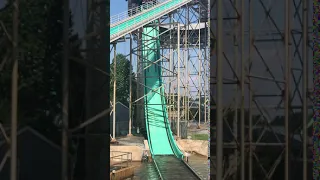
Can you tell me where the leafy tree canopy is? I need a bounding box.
[0,0,83,138]
[110,54,136,106]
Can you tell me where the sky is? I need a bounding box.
[110,0,131,61]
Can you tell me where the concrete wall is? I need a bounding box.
[110,139,208,163]
[177,139,208,157]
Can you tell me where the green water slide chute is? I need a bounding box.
[142,22,183,159]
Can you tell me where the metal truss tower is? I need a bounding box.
[0,0,110,179]
[110,0,209,139]
[210,0,312,179]
[81,0,110,179]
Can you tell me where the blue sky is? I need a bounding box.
[110,0,127,15]
[110,0,131,62]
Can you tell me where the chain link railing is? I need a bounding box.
[110,0,192,42]
[110,0,167,26]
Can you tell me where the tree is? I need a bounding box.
[110,54,136,106]
[0,0,84,143]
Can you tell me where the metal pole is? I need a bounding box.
[181,21,185,127]
[172,28,175,125]
[233,0,239,178]
[62,0,69,179]
[203,4,209,124]
[240,0,245,179]
[136,28,142,129]
[302,0,308,179]
[248,0,253,179]
[198,4,201,128]
[204,36,207,124]
[187,9,190,126]
[177,23,181,137]
[207,0,210,124]
[10,0,19,179]
[169,14,173,122]
[216,0,223,178]
[284,0,291,179]
[112,43,117,141]
[184,6,188,125]
[128,34,133,136]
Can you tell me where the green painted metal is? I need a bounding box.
[110,0,187,37]
[142,23,183,159]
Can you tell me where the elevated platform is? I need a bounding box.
[130,22,208,47]
[110,0,193,42]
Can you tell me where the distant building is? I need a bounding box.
[0,127,70,180]
[110,102,130,137]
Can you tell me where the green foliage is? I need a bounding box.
[110,54,136,106]
[0,0,52,125]
[0,0,83,139]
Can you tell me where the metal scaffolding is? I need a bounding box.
[111,0,209,139]
[0,0,313,179]
[0,0,110,179]
[0,0,19,179]
[210,0,312,179]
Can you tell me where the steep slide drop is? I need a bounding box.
[110,0,202,178]
[142,24,183,158]
[142,24,201,180]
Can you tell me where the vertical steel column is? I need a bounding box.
[233,0,239,178]
[184,6,188,125]
[248,0,253,179]
[169,14,173,121]
[207,29,210,126]
[198,4,201,128]
[284,0,291,179]
[216,0,223,179]
[11,0,19,179]
[204,34,207,124]
[302,0,308,179]
[172,26,176,125]
[182,35,186,127]
[186,9,190,126]
[240,0,245,179]
[62,0,69,179]
[136,28,143,129]
[204,3,209,124]
[177,23,181,137]
[112,43,117,140]
[128,34,133,136]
